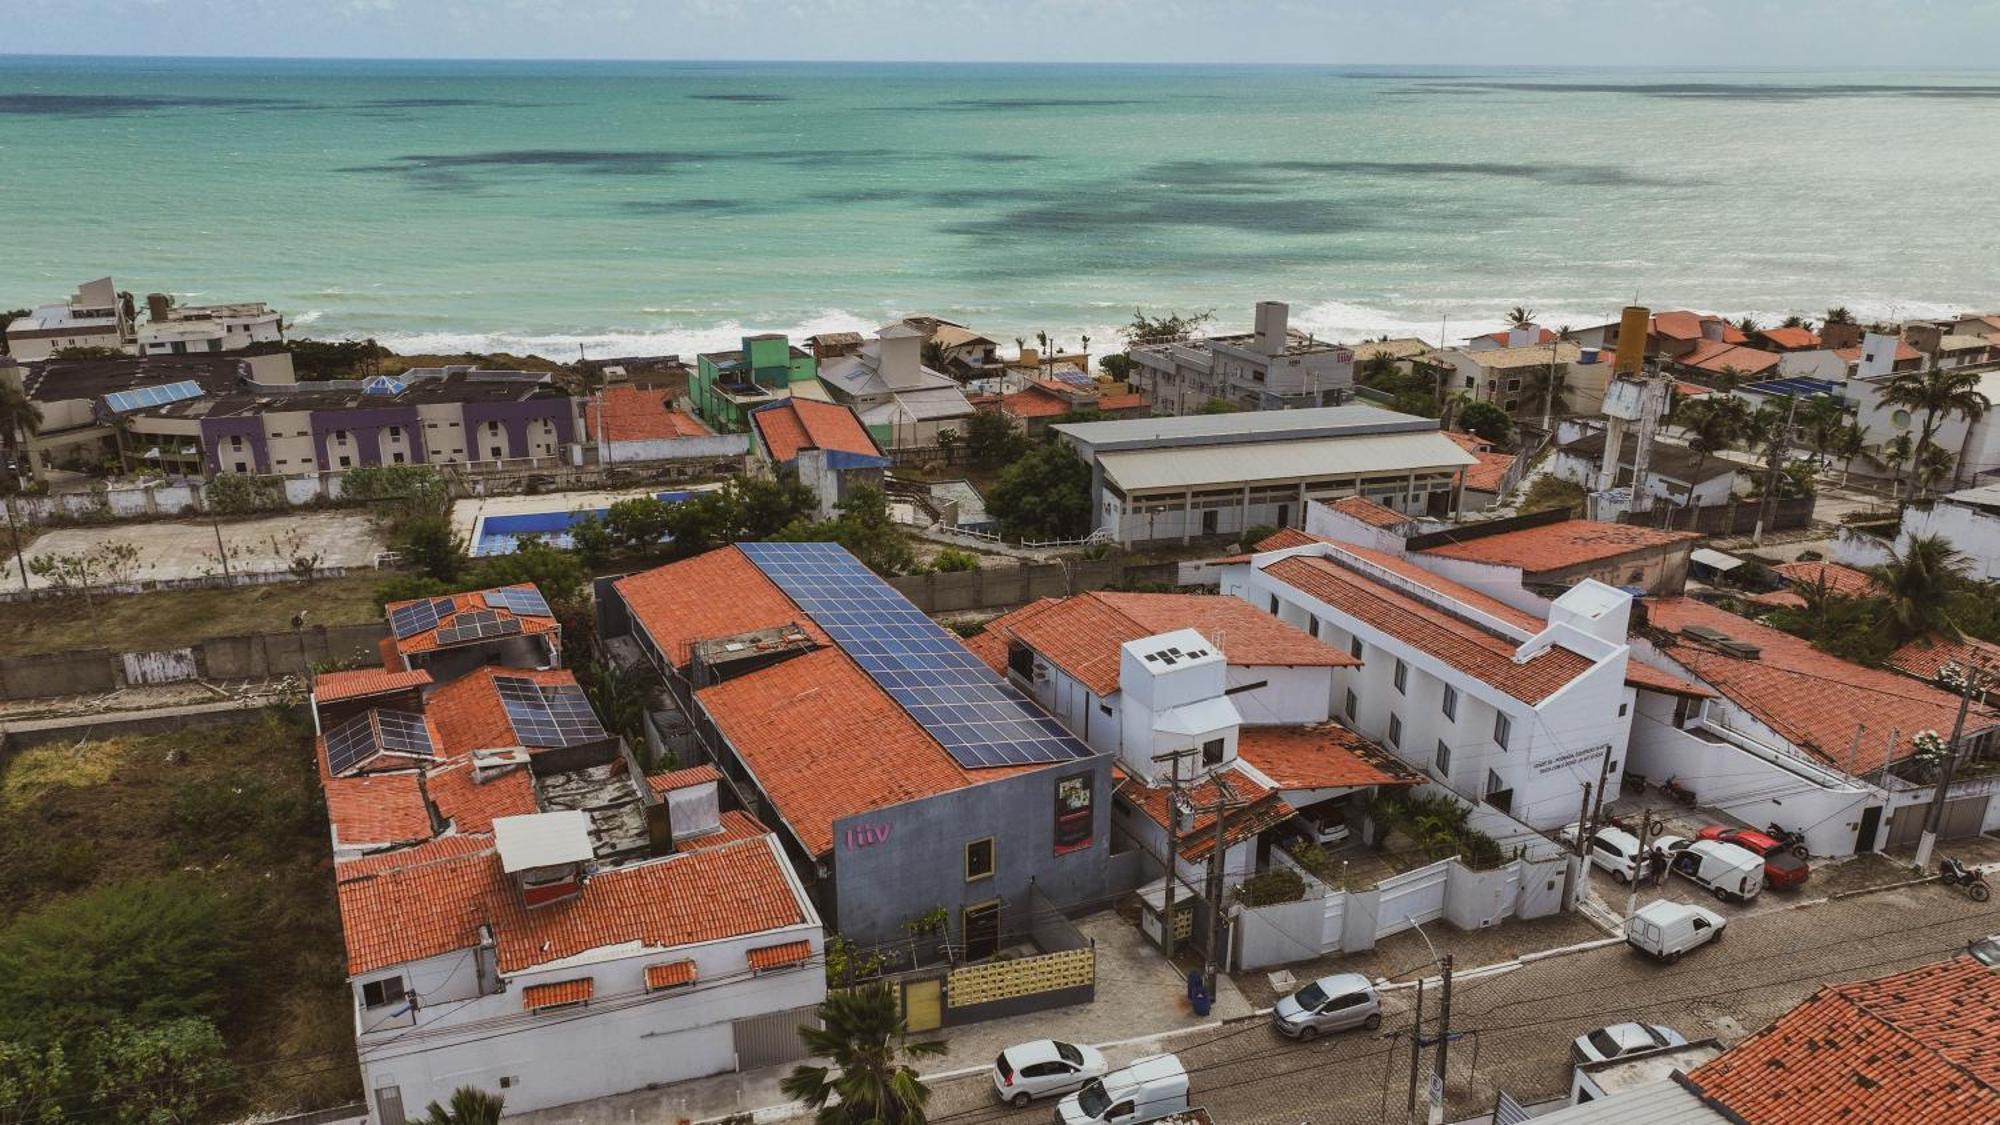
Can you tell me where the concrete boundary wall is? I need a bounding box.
[0,622,388,701]
[889,561,1179,614]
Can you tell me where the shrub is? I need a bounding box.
[471,539,587,607]
[89,1017,236,1125]
[202,473,283,516]
[1239,525,1278,549]
[932,548,979,572]
[336,464,445,503]
[1234,867,1307,907]
[373,574,451,608]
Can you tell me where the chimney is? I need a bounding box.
[876,323,926,391]
[1254,301,1289,356]
[146,293,172,322]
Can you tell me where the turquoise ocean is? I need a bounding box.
[2,56,1997,357]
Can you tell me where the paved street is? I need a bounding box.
[903,880,2000,1125]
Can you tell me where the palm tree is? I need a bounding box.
[1826,419,1866,483]
[1871,533,1968,645]
[1737,316,1761,335]
[1506,306,1536,329]
[1825,307,1856,326]
[1874,432,1917,495]
[423,1087,504,1125]
[1524,361,1570,431]
[0,379,42,495]
[1672,396,1749,528]
[1875,365,1991,494]
[1800,394,1847,468]
[783,983,947,1125]
[1710,365,1749,395]
[1914,440,1958,494]
[1781,314,1808,329]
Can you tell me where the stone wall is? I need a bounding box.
[0,622,388,701]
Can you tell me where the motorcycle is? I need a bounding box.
[1661,777,1697,806]
[1764,823,1811,858]
[1940,857,1991,903]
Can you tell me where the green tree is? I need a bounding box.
[781,984,946,1125]
[1873,431,1917,493]
[1824,419,1866,482]
[246,337,390,380]
[576,659,654,759]
[1672,396,1750,526]
[0,877,246,1045]
[1196,397,1241,415]
[931,548,979,572]
[1356,352,1402,390]
[1913,440,1958,494]
[776,487,916,576]
[604,496,676,552]
[963,410,1025,468]
[0,310,29,357]
[1390,390,1439,418]
[0,1038,66,1125]
[1098,353,1134,381]
[1824,306,1856,326]
[933,428,960,466]
[422,1086,506,1125]
[1506,306,1536,328]
[568,513,615,569]
[1457,400,1512,446]
[660,475,818,558]
[1876,365,1991,494]
[1124,308,1212,345]
[374,574,452,608]
[397,512,469,583]
[1871,533,1968,646]
[1522,360,1570,429]
[89,1018,235,1125]
[0,380,43,496]
[986,443,1092,542]
[471,539,587,606]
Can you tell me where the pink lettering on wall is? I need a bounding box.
[843,823,893,851]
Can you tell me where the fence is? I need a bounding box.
[1616,494,1816,536]
[0,564,359,606]
[0,622,388,701]
[888,560,1179,613]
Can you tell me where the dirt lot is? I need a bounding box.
[0,571,388,656]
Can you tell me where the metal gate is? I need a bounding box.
[902,978,943,1033]
[1886,795,1991,850]
[733,1007,815,1071]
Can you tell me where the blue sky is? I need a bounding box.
[1,0,1995,65]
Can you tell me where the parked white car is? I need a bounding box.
[1627,899,1726,962]
[991,1039,1108,1106]
[1559,822,1646,884]
[1273,972,1382,1040]
[1570,1022,1688,1065]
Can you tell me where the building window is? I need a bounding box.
[338,455,352,468]
[1619,702,1629,717]
[392,452,406,464]
[388,425,402,439]
[1494,713,1512,750]
[1099,703,1113,716]
[1388,714,1402,747]
[1393,660,1407,694]
[965,837,995,882]
[1350,636,1363,660]
[1308,617,1320,639]
[1268,595,1280,615]
[1202,737,1225,767]
[361,976,407,1009]
[229,435,243,450]
[1345,689,1357,720]
[488,421,501,435]
[1007,643,1034,680]
[490,446,503,458]
[334,429,348,442]
[1441,685,1458,721]
[1434,740,1451,777]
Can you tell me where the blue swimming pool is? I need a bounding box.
[472,491,693,556]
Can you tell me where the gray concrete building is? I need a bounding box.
[1126,301,1354,415]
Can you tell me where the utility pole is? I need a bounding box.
[1431,955,1454,1125]
[1153,748,1200,961]
[1406,976,1425,1124]
[1753,393,1800,545]
[1198,772,1244,999]
[1914,667,1988,872]
[1566,781,1594,911]
[1627,805,1655,922]
[1588,750,1615,839]
[211,513,232,579]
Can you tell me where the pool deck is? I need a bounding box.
[452,485,718,545]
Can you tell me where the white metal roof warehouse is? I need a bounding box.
[1051,406,1476,546]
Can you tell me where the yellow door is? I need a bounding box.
[903,978,943,1033]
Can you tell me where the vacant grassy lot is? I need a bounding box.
[0,573,387,656]
[0,711,359,1113]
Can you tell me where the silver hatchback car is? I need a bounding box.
[1273,972,1382,1041]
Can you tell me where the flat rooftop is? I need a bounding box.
[1097,429,1475,492]
[1052,404,1438,452]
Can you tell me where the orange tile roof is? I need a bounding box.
[314,668,433,704]
[424,757,538,834]
[1463,450,1515,494]
[616,547,829,667]
[335,833,805,975]
[1116,767,1291,861]
[751,398,882,463]
[695,646,1038,856]
[1623,659,1716,699]
[1417,519,1700,574]
[1887,633,2000,684]
[1643,598,1998,768]
[1331,541,1550,631]
[1652,311,1747,344]
[1264,553,1595,704]
[645,959,697,990]
[1327,495,1410,528]
[1097,391,1149,412]
[747,939,813,971]
[324,767,434,848]
[1836,340,1924,365]
[1749,561,1881,608]
[1001,383,1073,419]
[1688,955,2000,1124]
[647,764,722,794]
[677,809,775,853]
[1209,526,1327,565]
[1758,326,1820,350]
[587,385,713,443]
[1235,725,1422,791]
[1674,380,1713,398]
[1477,327,1558,346]
[521,978,594,1009]
[385,585,561,656]
[424,665,581,755]
[1676,339,1781,376]
[975,591,1356,697]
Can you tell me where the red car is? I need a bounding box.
[1695,826,1810,890]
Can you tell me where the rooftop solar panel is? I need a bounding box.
[388,597,444,639]
[481,586,553,618]
[434,609,525,647]
[738,541,1094,769]
[103,380,205,414]
[324,708,435,776]
[494,676,609,747]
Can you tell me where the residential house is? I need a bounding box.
[606,542,1115,950]
[380,584,563,683]
[896,315,1002,378]
[817,323,977,451]
[1575,309,1748,363]
[585,384,747,465]
[999,378,1149,435]
[1431,340,1615,420]
[1671,340,1780,382]
[136,293,284,355]
[1050,405,1478,545]
[1407,510,1701,598]
[1463,324,1557,352]
[1836,483,2000,582]
[1746,560,1879,609]
[1443,431,1517,510]
[747,397,890,517]
[804,331,865,362]
[691,334,823,433]
[3,277,134,361]
[1751,326,1820,353]
[1552,428,1740,511]
[1626,597,2000,856]
[1126,301,1354,416]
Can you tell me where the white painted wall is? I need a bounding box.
[1894,497,2000,581]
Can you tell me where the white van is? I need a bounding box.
[1628,899,1726,962]
[1054,1054,1190,1125]
[1665,837,1763,902]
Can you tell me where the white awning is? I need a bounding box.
[1689,548,1745,572]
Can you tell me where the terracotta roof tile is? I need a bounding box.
[1642,598,1998,768]
[521,978,594,1009]
[647,764,722,794]
[587,385,712,443]
[751,398,881,463]
[1235,724,1423,791]
[1417,520,1700,573]
[1462,449,1515,494]
[1836,341,1924,365]
[1117,766,1291,861]
[1675,339,1781,376]
[695,646,1038,856]
[1689,955,2000,1124]
[424,757,538,834]
[1758,326,1820,350]
[677,809,775,853]
[424,665,581,755]
[314,668,433,704]
[616,547,829,667]
[334,833,805,975]
[1622,659,1716,699]
[323,766,434,848]
[1209,527,1327,565]
[1749,561,1882,608]
[385,585,561,656]
[1264,553,1596,704]
[1000,384,1072,419]
[1651,310,1746,344]
[645,959,697,990]
[747,939,813,971]
[976,591,1356,697]
[1328,496,1411,528]
[1887,633,2000,684]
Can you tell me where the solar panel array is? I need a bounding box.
[738,541,1094,769]
[363,375,408,396]
[494,676,609,746]
[325,708,435,776]
[434,608,524,647]
[482,586,552,618]
[1050,367,1095,388]
[388,596,457,639]
[1745,376,1843,398]
[103,380,204,414]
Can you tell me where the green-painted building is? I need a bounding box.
[691,334,820,431]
